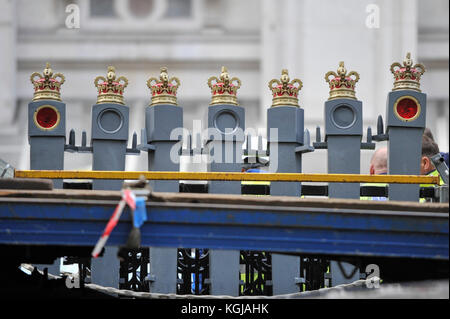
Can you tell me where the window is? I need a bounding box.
[90,0,116,17]
[83,0,200,30]
[128,0,155,18]
[165,0,192,18]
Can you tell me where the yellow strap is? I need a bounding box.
[14,170,440,184]
[421,170,444,187]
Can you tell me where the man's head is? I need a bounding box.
[370,147,388,175]
[421,135,440,175]
[423,128,435,141]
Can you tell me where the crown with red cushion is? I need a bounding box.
[325,61,360,100]
[268,69,303,107]
[207,66,241,106]
[147,67,180,106]
[30,63,65,101]
[390,52,426,92]
[94,66,128,105]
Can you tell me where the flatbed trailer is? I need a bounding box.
[0,189,447,261]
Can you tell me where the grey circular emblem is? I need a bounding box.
[98,109,123,134]
[213,110,239,134]
[331,104,356,129]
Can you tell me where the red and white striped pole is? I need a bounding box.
[91,189,136,258]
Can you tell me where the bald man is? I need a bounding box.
[361,147,388,201]
[369,147,388,175]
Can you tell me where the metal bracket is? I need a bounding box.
[136,128,155,152]
[145,274,156,282]
[312,126,328,149]
[126,132,141,155]
[296,129,315,154]
[65,129,140,155]
[361,127,376,150]
[64,129,93,153]
[372,115,389,142]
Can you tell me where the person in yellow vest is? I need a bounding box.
[361,147,388,201]
[420,135,444,188]
[424,128,449,168]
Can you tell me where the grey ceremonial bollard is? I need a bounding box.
[90,67,130,191]
[206,104,245,194]
[90,66,130,289]
[145,104,182,192]
[325,98,363,198]
[91,103,129,190]
[323,62,363,286]
[205,67,243,296]
[323,62,363,199]
[385,53,427,202]
[28,64,66,276]
[144,68,182,294]
[28,63,66,189]
[267,70,310,294]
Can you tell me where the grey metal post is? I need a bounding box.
[146,104,182,192]
[28,101,66,189]
[268,108,303,196]
[28,63,66,275]
[91,103,129,190]
[28,63,66,189]
[206,104,245,194]
[146,104,182,294]
[385,53,427,202]
[267,70,309,294]
[205,67,243,296]
[90,67,130,288]
[205,104,244,296]
[387,126,424,201]
[327,135,361,198]
[323,62,363,286]
[144,68,182,294]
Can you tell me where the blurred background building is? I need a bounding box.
[0,0,448,174]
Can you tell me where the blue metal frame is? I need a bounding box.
[0,198,448,260]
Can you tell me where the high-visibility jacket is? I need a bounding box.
[419,170,444,203]
[420,169,444,187]
[360,182,388,201]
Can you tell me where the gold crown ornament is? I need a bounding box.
[390,52,426,92]
[94,66,128,105]
[207,66,241,106]
[30,63,65,101]
[147,67,180,106]
[268,69,303,107]
[325,62,360,100]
